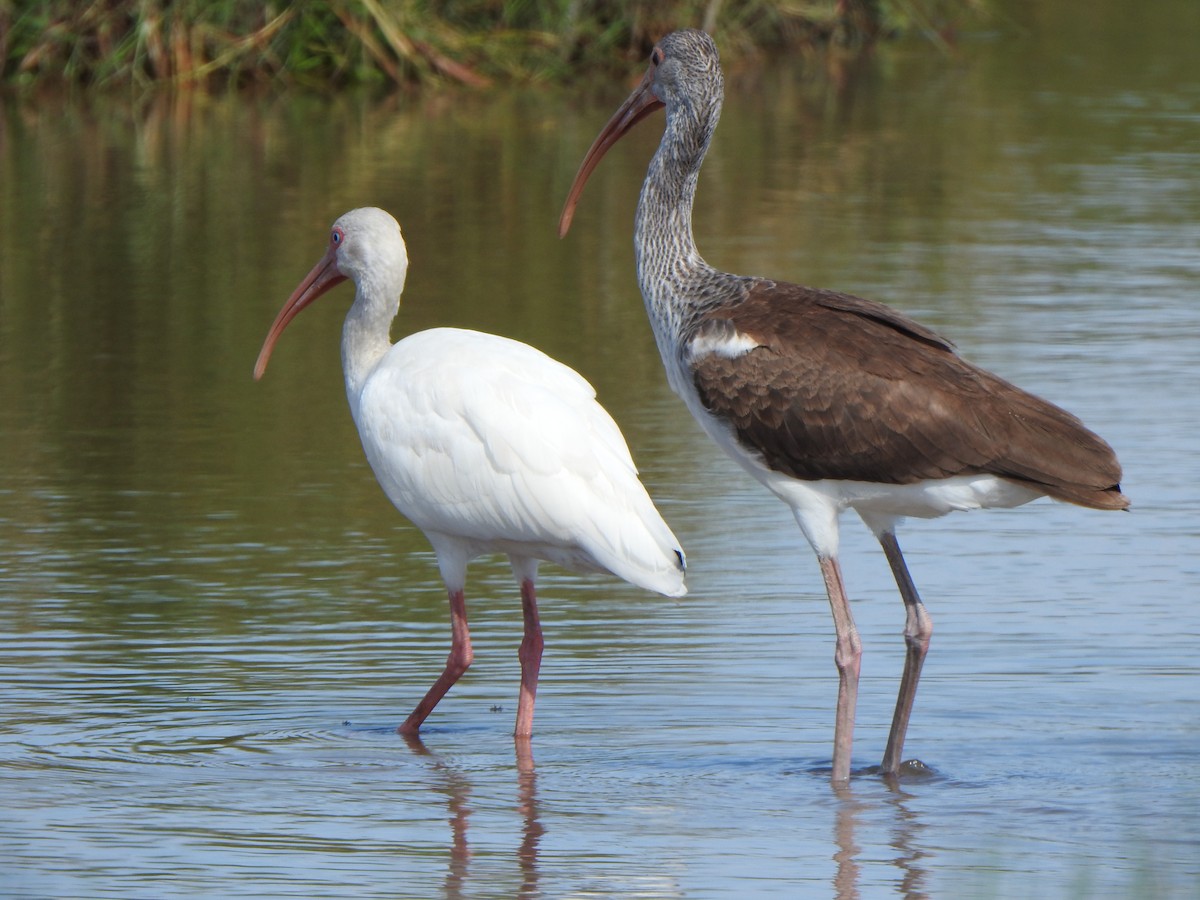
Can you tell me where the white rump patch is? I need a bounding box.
[688,328,761,361]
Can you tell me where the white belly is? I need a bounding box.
[675,371,1044,556]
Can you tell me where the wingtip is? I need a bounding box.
[663,576,688,599]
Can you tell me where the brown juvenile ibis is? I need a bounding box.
[559,30,1126,783]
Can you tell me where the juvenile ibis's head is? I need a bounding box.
[254,207,408,380]
[558,29,724,238]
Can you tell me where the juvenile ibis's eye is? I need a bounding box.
[651,47,664,66]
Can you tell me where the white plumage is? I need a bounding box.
[254,207,685,738]
[356,327,683,589]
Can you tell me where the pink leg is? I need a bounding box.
[514,578,544,738]
[820,555,862,784]
[398,587,473,735]
[878,531,933,775]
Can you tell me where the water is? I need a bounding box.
[2,2,1199,896]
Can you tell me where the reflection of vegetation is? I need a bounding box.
[2,0,987,90]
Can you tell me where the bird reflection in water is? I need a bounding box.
[831,772,933,900]
[402,734,544,899]
[514,738,545,898]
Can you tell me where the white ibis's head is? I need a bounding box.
[254,207,408,380]
[558,29,723,238]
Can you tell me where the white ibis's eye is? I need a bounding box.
[650,47,664,66]
[331,228,344,246]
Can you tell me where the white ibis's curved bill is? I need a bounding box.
[558,66,664,238]
[253,246,348,380]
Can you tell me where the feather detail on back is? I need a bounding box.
[689,281,1127,511]
[355,328,686,595]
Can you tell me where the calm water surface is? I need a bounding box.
[2,2,1199,897]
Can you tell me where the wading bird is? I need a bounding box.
[255,207,685,738]
[559,30,1126,783]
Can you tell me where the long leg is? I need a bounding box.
[819,555,862,784]
[514,577,544,738]
[878,531,933,775]
[399,587,474,735]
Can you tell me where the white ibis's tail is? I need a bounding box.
[586,499,687,598]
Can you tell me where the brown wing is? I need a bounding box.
[691,280,1128,510]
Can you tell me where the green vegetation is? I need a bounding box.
[0,1,988,90]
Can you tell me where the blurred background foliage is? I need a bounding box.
[0,0,989,91]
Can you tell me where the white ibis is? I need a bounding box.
[255,207,686,738]
[559,30,1127,783]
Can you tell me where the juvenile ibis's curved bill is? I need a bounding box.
[253,245,348,380]
[558,67,664,238]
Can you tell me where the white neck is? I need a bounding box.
[341,265,405,421]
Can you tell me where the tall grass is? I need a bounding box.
[1,1,989,91]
